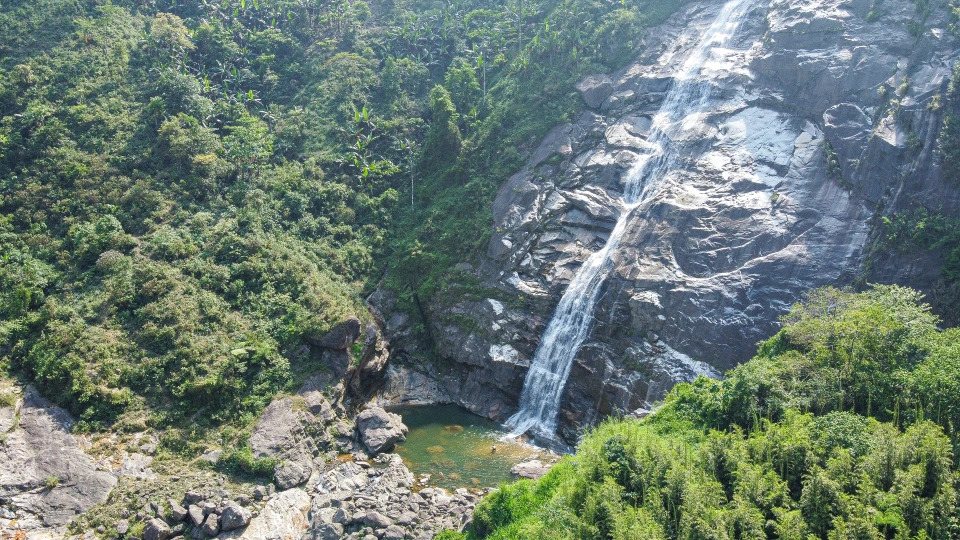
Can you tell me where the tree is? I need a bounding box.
[420,85,461,176]
[223,112,273,182]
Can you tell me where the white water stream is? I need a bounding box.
[506,0,758,440]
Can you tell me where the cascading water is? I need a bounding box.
[505,0,758,441]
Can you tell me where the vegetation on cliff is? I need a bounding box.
[456,286,960,539]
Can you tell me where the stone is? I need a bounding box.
[250,398,303,458]
[309,523,345,540]
[275,459,312,490]
[183,491,203,504]
[219,500,252,531]
[253,485,267,501]
[199,449,223,464]
[247,397,315,493]
[511,459,551,479]
[143,518,172,540]
[168,499,188,522]
[362,510,392,528]
[140,442,158,455]
[121,453,156,480]
[201,512,220,536]
[309,317,362,350]
[187,504,205,527]
[382,524,406,540]
[116,520,130,535]
[332,507,352,524]
[355,408,408,455]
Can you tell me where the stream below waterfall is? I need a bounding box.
[389,405,549,491]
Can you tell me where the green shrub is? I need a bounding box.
[216,447,277,480]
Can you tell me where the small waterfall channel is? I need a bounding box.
[506,0,759,441]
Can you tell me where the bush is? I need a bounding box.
[216,447,277,480]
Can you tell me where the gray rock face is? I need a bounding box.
[0,386,117,527]
[576,74,615,109]
[376,0,960,441]
[355,408,408,455]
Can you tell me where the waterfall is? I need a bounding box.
[505,0,758,441]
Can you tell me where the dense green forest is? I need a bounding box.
[449,286,960,539]
[0,0,689,435]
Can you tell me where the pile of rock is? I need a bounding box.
[306,454,484,540]
[136,491,254,540]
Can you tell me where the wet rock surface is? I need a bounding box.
[375,0,960,442]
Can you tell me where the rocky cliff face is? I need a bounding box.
[376,0,960,442]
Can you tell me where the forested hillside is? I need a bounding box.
[0,0,688,434]
[457,286,960,539]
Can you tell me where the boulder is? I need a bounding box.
[510,460,551,480]
[143,517,172,540]
[201,512,220,536]
[187,504,205,527]
[167,499,188,522]
[362,510,392,528]
[382,524,406,539]
[309,523,344,540]
[249,398,302,458]
[355,408,408,455]
[275,460,312,490]
[219,500,252,531]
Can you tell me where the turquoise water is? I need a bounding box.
[389,404,540,491]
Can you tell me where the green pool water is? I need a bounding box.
[389,404,541,491]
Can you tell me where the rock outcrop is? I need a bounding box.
[0,386,117,530]
[375,0,960,442]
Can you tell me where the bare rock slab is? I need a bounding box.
[0,386,117,526]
